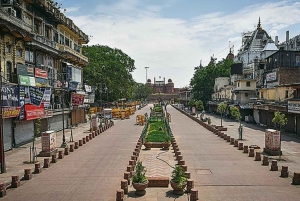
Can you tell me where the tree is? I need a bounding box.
[190,58,233,107]
[230,106,243,140]
[82,45,136,103]
[195,100,204,112]
[217,102,227,126]
[272,111,288,131]
[188,99,196,108]
[133,83,152,100]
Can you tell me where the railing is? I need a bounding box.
[0,8,32,32]
[33,35,57,49]
[58,45,88,62]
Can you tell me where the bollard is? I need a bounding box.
[182,165,187,171]
[292,172,300,185]
[281,166,289,178]
[86,136,89,142]
[74,142,79,149]
[24,168,32,180]
[230,138,234,145]
[176,155,183,161]
[34,162,42,174]
[248,148,254,157]
[234,140,238,147]
[95,130,98,136]
[185,172,191,179]
[121,180,128,194]
[79,140,83,146]
[116,189,124,201]
[0,182,6,197]
[51,154,57,163]
[175,151,181,157]
[131,155,137,162]
[89,134,92,140]
[238,142,243,150]
[82,137,86,144]
[133,151,137,156]
[243,145,248,153]
[129,160,135,167]
[43,158,50,168]
[92,131,95,138]
[223,134,227,140]
[187,179,194,193]
[227,135,231,142]
[178,160,185,165]
[124,172,130,185]
[190,188,198,201]
[69,144,74,152]
[262,156,269,166]
[270,160,278,171]
[255,152,261,161]
[64,147,69,155]
[135,148,140,154]
[58,150,64,159]
[11,175,20,188]
[127,165,133,177]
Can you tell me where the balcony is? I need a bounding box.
[58,44,88,64]
[0,8,32,33]
[33,35,56,49]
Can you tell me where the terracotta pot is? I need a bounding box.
[144,142,152,149]
[170,180,187,195]
[162,142,171,149]
[132,181,148,196]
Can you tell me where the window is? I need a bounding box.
[53,31,58,42]
[246,82,250,87]
[16,49,22,57]
[237,82,240,87]
[34,22,40,34]
[65,38,70,47]
[261,92,264,99]
[59,34,64,45]
[245,93,248,97]
[45,28,50,39]
[5,45,11,53]
[285,90,289,98]
[6,62,12,82]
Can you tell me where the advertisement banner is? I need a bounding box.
[17,64,34,76]
[25,103,45,120]
[265,129,281,151]
[42,88,51,108]
[19,75,36,86]
[72,94,85,106]
[35,77,48,87]
[2,107,21,118]
[288,100,300,114]
[1,86,19,107]
[41,131,56,152]
[29,86,45,107]
[266,72,277,82]
[34,68,48,79]
[68,81,79,91]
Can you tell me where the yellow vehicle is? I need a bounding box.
[136,115,146,125]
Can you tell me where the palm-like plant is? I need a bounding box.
[132,161,148,183]
[171,165,187,187]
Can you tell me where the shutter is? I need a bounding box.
[296,116,300,135]
[14,120,34,146]
[260,110,267,125]
[285,114,295,133]
[49,114,68,132]
[3,119,13,151]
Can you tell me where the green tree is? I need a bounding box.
[195,100,204,112]
[133,83,152,100]
[174,97,180,103]
[188,99,196,108]
[230,106,243,140]
[272,111,288,131]
[217,102,227,126]
[190,58,233,107]
[82,45,136,103]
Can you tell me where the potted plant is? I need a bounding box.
[170,165,187,195]
[132,161,148,196]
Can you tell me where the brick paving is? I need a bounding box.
[0,104,300,201]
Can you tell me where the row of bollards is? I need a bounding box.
[0,121,115,198]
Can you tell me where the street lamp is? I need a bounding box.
[61,88,67,148]
[145,67,149,83]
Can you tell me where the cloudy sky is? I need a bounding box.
[57,0,300,88]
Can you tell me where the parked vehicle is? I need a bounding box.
[103,108,112,119]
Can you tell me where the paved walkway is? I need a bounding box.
[1,104,300,201]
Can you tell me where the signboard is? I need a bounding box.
[29,86,45,107]
[42,88,51,108]
[41,131,56,152]
[2,107,21,118]
[266,72,277,82]
[68,81,79,91]
[71,93,85,106]
[288,100,300,114]
[17,64,34,76]
[85,85,92,92]
[35,77,48,87]
[1,86,19,107]
[25,103,45,120]
[265,129,280,151]
[19,75,36,86]
[34,68,48,79]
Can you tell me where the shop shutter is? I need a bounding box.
[260,110,267,126]
[285,114,295,133]
[14,120,34,146]
[296,116,300,135]
[3,119,13,151]
[49,114,68,132]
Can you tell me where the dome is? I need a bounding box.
[147,78,151,83]
[168,78,172,83]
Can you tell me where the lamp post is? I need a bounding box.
[0,57,6,173]
[61,88,67,147]
[145,67,149,83]
[105,86,108,107]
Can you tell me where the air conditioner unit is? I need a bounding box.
[1,0,13,6]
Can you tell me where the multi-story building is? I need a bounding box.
[0,0,89,151]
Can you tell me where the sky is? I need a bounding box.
[57,0,300,88]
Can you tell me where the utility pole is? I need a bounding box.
[0,55,6,173]
[145,67,149,83]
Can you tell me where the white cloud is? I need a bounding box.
[67,0,300,88]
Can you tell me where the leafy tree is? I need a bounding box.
[174,97,180,103]
[190,58,233,107]
[188,99,196,108]
[195,100,204,112]
[217,102,227,126]
[230,106,243,139]
[82,45,136,103]
[272,111,288,131]
[133,83,152,100]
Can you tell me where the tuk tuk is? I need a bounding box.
[103,108,113,119]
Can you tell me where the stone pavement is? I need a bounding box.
[0,104,300,201]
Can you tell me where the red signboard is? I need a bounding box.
[2,107,21,118]
[72,94,85,106]
[25,103,45,120]
[34,68,48,79]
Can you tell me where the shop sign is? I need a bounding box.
[42,88,51,108]
[29,86,45,107]
[288,100,300,114]
[25,103,45,120]
[35,77,49,87]
[85,85,92,92]
[71,93,85,106]
[34,68,48,79]
[19,75,36,86]
[1,86,19,107]
[2,107,21,118]
[68,81,79,91]
[266,72,277,82]
[17,64,34,76]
